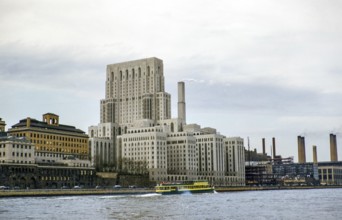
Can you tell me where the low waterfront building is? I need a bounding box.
[0,136,35,164]
[0,163,95,189]
[8,113,89,160]
[273,162,319,185]
[318,161,342,185]
[0,114,96,188]
[0,134,95,188]
[245,161,276,185]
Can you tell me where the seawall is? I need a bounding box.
[215,185,342,192]
[1,186,342,198]
[0,188,155,198]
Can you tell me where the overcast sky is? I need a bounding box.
[1,0,342,162]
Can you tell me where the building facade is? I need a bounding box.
[8,113,89,161]
[224,137,246,186]
[118,126,168,182]
[0,136,35,164]
[0,135,95,188]
[318,161,342,185]
[100,57,171,125]
[89,57,245,186]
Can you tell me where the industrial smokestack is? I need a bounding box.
[335,135,338,161]
[178,82,186,123]
[272,137,276,159]
[262,138,266,155]
[313,145,318,164]
[330,134,338,162]
[298,136,306,163]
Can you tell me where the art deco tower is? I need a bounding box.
[100,57,171,126]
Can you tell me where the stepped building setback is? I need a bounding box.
[89,57,245,186]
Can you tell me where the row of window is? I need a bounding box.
[11,152,32,157]
[36,147,87,155]
[11,144,32,149]
[0,160,33,164]
[0,144,32,149]
[31,140,86,148]
[168,132,193,137]
[14,133,87,143]
[128,128,164,134]
[319,168,342,174]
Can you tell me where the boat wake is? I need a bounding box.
[133,193,161,198]
[99,195,127,199]
[99,193,161,199]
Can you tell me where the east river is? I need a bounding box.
[1,188,341,220]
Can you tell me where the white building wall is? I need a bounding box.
[0,137,35,164]
[89,137,114,168]
[166,132,197,180]
[120,126,168,182]
[195,133,226,185]
[101,58,171,125]
[224,137,245,186]
[90,57,246,186]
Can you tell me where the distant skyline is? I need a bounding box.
[1,0,341,162]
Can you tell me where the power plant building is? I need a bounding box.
[89,57,245,185]
[318,161,342,185]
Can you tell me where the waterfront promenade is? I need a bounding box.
[1,185,341,198]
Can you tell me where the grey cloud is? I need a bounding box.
[178,66,342,116]
[1,0,342,162]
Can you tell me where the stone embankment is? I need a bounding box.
[1,185,341,198]
[0,188,155,198]
[215,185,342,192]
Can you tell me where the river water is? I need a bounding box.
[1,188,341,220]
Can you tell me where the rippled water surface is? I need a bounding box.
[1,188,341,220]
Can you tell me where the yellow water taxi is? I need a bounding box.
[155,181,214,195]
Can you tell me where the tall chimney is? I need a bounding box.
[335,135,338,161]
[178,82,186,123]
[262,138,266,155]
[298,136,306,163]
[313,145,318,164]
[272,137,276,159]
[330,134,338,162]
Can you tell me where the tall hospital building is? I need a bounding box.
[89,57,245,186]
